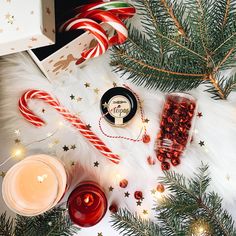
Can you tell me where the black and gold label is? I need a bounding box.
[100,87,137,127]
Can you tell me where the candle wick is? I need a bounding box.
[37,174,48,183]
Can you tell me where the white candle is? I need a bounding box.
[2,154,67,216]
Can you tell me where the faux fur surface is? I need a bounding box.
[0,52,236,235]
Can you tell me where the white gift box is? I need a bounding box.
[0,0,55,56]
[29,23,113,81]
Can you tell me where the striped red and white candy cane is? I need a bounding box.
[75,1,136,19]
[18,90,120,164]
[60,18,109,59]
[77,9,128,45]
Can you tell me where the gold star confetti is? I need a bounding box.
[144,118,150,123]
[84,82,90,88]
[0,171,6,178]
[70,94,75,100]
[71,161,76,166]
[31,37,37,41]
[143,210,148,215]
[94,161,99,167]
[113,82,117,87]
[86,124,92,130]
[42,108,45,113]
[53,139,59,145]
[98,233,103,236]
[14,138,21,144]
[70,144,76,150]
[94,88,100,94]
[109,186,114,192]
[226,174,230,181]
[14,129,20,136]
[76,97,82,102]
[102,102,109,109]
[124,191,130,197]
[151,189,156,195]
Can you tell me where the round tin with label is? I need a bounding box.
[100,87,138,126]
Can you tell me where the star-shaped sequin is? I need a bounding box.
[70,94,75,100]
[76,97,82,102]
[144,118,150,123]
[94,88,100,94]
[0,171,6,178]
[14,129,20,136]
[94,161,99,167]
[124,191,130,198]
[109,186,114,192]
[102,102,109,109]
[86,124,92,130]
[143,210,148,215]
[70,144,76,150]
[14,138,21,144]
[84,82,90,88]
[199,141,205,147]
[197,112,203,118]
[63,145,69,151]
[136,200,142,206]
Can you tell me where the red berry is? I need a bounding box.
[134,191,143,200]
[171,157,180,166]
[161,161,170,171]
[109,203,118,213]
[142,134,151,143]
[119,179,128,188]
[147,156,156,165]
[156,184,165,193]
[157,154,165,162]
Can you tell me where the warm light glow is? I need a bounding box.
[12,146,25,160]
[83,194,94,206]
[58,121,64,128]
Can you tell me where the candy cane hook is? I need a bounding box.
[19,90,120,164]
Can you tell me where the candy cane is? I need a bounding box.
[76,9,128,45]
[75,1,136,19]
[60,18,109,59]
[18,90,120,164]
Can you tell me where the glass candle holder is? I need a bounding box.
[155,93,197,169]
[2,154,68,216]
[67,181,107,227]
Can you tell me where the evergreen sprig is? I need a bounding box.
[0,207,79,236]
[111,164,236,236]
[111,0,236,99]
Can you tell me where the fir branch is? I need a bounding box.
[14,207,78,236]
[111,164,236,236]
[111,0,236,99]
[0,207,79,236]
[0,212,14,236]
[111,209,162,236]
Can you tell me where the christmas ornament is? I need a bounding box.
[109,203,118,213]
[119,179,128,188]
[99,85,150,143]
[134,191,143,200]
[156,184,165,193]
[2,155,68,216]
[19,90,120,164]
[155,93,197,170]
[67,182,107,227]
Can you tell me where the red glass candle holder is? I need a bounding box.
[67,181,107,227]
[155,93,197,170]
